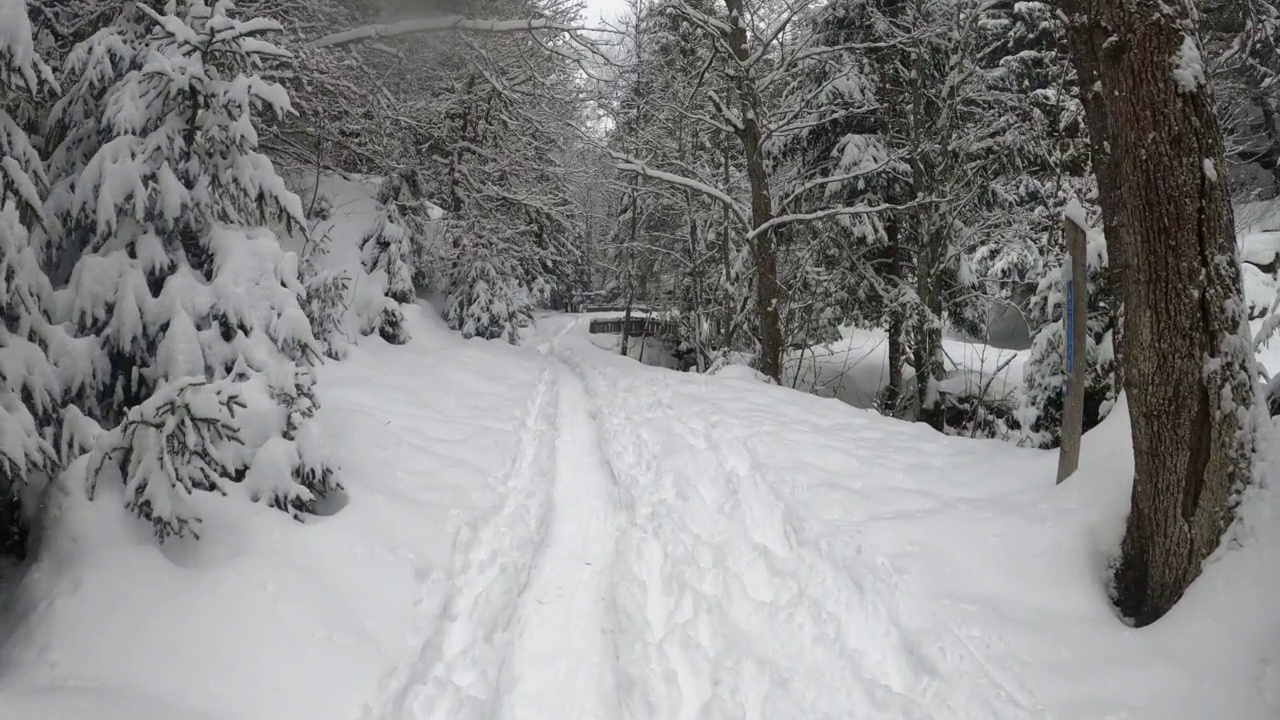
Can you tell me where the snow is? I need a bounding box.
[1062,197,1089,231]
[785,326,1025,411]
[1240,231,1280,267]
[2,305,1276,719]
[1236,198,1280,234]
[1203,157,1218,183]
[496,362,622,720]
[3,168,1279,720]
[0,307,552,720]
[1171,34,1206,93]
[0,0,42,93]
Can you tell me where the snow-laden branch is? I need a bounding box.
[310,16,592,48]
[778,157,903,209]
[746,200,931,240]
[607,150,749,227]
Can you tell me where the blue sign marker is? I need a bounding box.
[1065,279,1074,375]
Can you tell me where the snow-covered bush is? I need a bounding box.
[0,0,62,557]
[300,264,352,360]
[1016,227,1118,448]
[297,223,353,360]
[46,0,338,540]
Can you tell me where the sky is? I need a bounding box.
[582,0,628,25]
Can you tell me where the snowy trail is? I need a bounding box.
[375,366,560,720]
[497,363,623,720]
[546,316,1045,719]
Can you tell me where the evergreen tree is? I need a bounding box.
[50,0,338,540]
[361,169,435,344]
[0,0,62,557]
[1016,217,1118,448]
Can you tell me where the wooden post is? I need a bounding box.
[1057,213,1089,483]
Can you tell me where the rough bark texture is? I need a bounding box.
[1063,0,1127,387]
[884,216,905,416]
[1087,0,1256,626]
[723,0,784,382]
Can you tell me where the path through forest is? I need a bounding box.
[3,310,1273,720]
[370,315,1045,720]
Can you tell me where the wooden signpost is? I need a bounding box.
[1057,212,1089,484]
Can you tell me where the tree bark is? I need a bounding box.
[884,216,904,416]
[1063,0,1128,388]
[723,0,784,383]
[1086,0,1257,626]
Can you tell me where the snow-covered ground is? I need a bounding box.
[784,327,1026,411]
[1,306,1276,720]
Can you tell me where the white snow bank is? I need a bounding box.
[0,307,552,720]
[547,315,1279,719]
[1240,231,1280,267]
[786,326,1025,410]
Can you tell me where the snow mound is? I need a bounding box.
[709,363,771,383]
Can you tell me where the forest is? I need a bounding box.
[1,0,1279,684]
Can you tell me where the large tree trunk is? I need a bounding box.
[724,0,784,383]
[1087,0,1257,626]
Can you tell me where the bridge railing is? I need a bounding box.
[588,317,669,337]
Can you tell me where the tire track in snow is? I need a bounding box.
[495,361,623,720]
[362,366,560,720]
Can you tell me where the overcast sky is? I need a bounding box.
[582,0,628,26]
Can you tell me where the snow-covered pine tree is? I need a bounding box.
[960,0,1119,447]
[767,0,914,398]
[0,0,62,556]
[49,0,338,540]
[968,0,1094,304]
[297,228,353,361]
[428,0,586,342]
[1015,219,1118,448]
[361,168,436,344]
[443,214,537,343]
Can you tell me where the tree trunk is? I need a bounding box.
[1064,0,1128,387]
[1088,0,1256,626]
[913,216,946,431]
[720,146,736,352]
[621,292,634,358]
[883,216,904,416]
[723,0,784,383]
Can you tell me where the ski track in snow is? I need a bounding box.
[370,366,560,720]
[367,319,626,720]
[355,315,1046,720]
[496,362,623,720]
